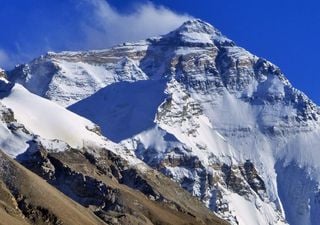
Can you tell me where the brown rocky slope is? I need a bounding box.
[0,142,228,225]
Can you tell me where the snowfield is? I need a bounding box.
[2,84,106,149]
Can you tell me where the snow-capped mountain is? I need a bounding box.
[0,73,226,225]
[8,19,320,225]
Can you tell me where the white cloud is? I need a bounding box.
[1,1,191,69]
[80,0,192,49]
[0,49,10,69]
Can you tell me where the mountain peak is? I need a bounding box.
[178,19,216,34]
[165,19,233,46]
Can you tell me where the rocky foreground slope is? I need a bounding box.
[0,145,227,225]
[0,150,105,225]
[18,141,227,225]
[4,19,320,225]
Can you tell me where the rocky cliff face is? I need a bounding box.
[0,150,106,225]
[7,19,320,225]
[17,139,227,225]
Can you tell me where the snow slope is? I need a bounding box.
[9,47,149,107]
[69,79,167,142]
[0,78,147,171]
[2,83,107,149]
[0,76,110,157]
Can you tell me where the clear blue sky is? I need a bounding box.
[0,0,319,103]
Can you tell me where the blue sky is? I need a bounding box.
[0,0,319,103]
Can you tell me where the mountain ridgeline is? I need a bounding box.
[1,19,320,225]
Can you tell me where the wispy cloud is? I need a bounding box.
[80,0,191,49]
[0,49,10,69]
[0,0,190,69]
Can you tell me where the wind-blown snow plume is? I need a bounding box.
[0,0,190,69]
[0,49,10,67]
[80,0,191,48]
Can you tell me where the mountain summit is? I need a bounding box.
[4,19,320,225]
[165,19,233,46]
